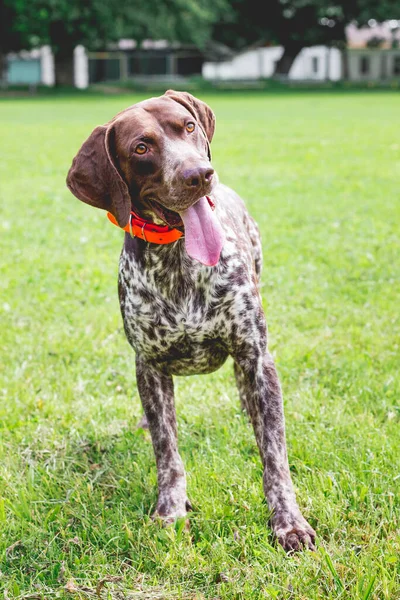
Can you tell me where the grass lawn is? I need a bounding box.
[0,90,399,599]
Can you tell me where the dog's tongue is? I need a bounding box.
[179,197,225,266]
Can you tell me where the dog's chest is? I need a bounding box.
[118,243,236,372]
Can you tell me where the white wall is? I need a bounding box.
[290,46,341,81]
[203,47,284,80]
[203,45,342,81]
[40,46,55,86]
[74,45,89,89]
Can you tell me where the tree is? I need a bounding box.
[0,0,27,84]
[212,0,400,76]
[8,0,227,86]
[356,0,400,25]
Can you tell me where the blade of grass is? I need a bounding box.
[362,575,376,600]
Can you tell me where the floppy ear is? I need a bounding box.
[66,124,131,227]
[164,90,215,158]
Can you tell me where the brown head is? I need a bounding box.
[66,90,217,230]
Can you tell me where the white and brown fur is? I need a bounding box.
[67,90,316,552]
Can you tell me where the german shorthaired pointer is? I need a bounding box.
[67,90,316,552]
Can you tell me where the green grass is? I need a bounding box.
[0,90,399,599]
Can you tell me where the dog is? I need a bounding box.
[66,90,316,552]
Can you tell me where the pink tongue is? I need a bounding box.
[179,197,225,266]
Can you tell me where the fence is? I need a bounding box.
[87,49,204,84]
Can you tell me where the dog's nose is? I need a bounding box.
[183,167,214,188]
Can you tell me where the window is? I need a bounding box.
[312,56,319,73]
[360,56,370,75]
[394,56,400,76]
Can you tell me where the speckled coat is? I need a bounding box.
[67,91,316,552]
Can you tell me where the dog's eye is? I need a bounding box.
[186,122,195,133]
[135,143,148,155]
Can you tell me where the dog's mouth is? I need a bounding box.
[150,199,183,228]
[141,195,225,266]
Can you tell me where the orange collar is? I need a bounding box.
[107,197,216,245]
[107,209,183,245]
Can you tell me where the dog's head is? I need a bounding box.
[66,90,217,230]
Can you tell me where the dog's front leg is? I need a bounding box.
[234,351,316,552]
[136,356,190,522]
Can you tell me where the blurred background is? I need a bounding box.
[1,0,400,90]
[1,2,400,597]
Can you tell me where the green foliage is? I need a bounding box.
[356,0,400,25]
[212,0,400,72]
[6,0,227,56]
[0,90,400,598]
[0,0,25,55]
[212,0,344,51]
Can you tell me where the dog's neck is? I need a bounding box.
[131,197,165,225]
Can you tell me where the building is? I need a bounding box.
[202,21,400,83]
[4,21,400,87]
[202,45,343,82]
[87,39,209,86]
[345,21,400,80]
[5,46,54,86]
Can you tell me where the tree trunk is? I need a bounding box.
[273,44,303,77]
[54,53,74,86]
[341,48,349,81]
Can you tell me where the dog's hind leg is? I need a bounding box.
[135,356,190,522]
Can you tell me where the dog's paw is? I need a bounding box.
[152,498,192,526]
[152,512,191,531]
[273,512,316,553]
